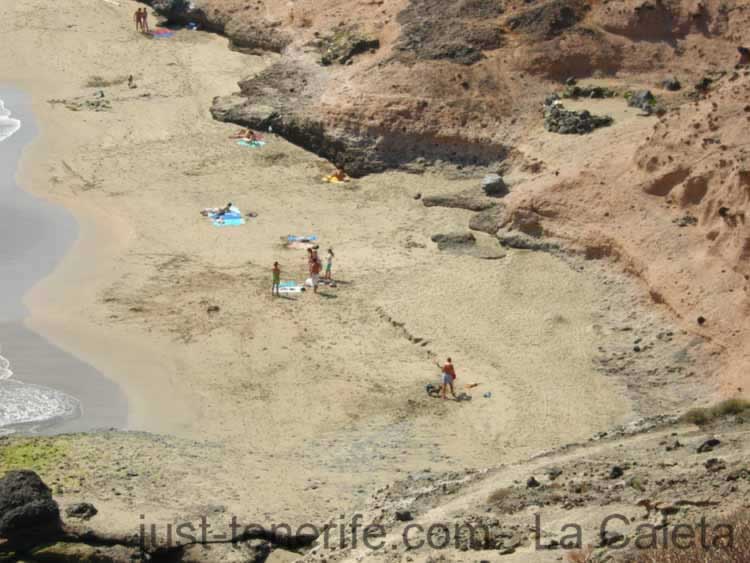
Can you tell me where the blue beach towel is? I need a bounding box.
[237,140,266,148]
[210,206,246,227]
[287,235,317,242]
[213,217,245,227]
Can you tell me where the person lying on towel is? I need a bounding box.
[230,128,259,142]
[201,202,233,217]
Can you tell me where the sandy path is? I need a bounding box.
[0,0,683,525]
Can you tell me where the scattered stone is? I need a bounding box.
[395,510,413,522]
[496,231,561,253]
[526,476,540,488]
[469,204,508,235]
[544,102,613,134]
[422,193,496,212]
[317,28,379,66]
[627,90,658,114]
[609,466,625,479]
[661,77,682,91]
[64,502,98,521]
[207,305,221,314]
[431,232,476,249]
[705,458,726,473]
[673,214,697,227]
[697,316,706,326]
[665,440,682,452]
[726,468,750,482]
[30,542,136,562]
[561,85,616,99]
[481,174,508,197]
[599,530,626,547]
[545,467,563,481]
[695,77,713,93]
[697,438,720,453]
[413,192,422,200]
[0,471,62,549]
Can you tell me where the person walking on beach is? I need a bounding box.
[272,262,281,297]
[324,248,334,281]
[437,357,457,400]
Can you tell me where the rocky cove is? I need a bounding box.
[2,0,750,561]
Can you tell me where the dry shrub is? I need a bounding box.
[85,75,128,88]
[487,487,511,504]
[567,545,594,562]
[681,398,750,426]
[636,510,750,562]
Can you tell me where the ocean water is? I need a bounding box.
[0,348,81,435]
[0,94,87,434]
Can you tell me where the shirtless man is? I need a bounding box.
[134,8,143,32]
[141,8,150,33]
[437,358,457,400]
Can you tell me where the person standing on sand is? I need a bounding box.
[324,248,334,281]
[141,8,150,33]
[311,253,322,293]
[134,8,143,32]
[437,357,457,400]
[272,262,281,297]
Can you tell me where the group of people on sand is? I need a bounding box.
[271,247,334,297]
[133,7,150,33]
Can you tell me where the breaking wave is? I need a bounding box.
[0,99,22,143]
[0,347,81,435]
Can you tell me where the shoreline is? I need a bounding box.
[0,87,127,434]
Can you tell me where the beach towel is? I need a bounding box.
[322,175,349,183]
[237,140,266,148]
[287,235,317,242]
[209,206,246,227]
[150,28,175,38]
[213,216,245,227]
[278,281,305,294]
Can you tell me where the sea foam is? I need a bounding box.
[0,100,21,143]
[0,347,81,434]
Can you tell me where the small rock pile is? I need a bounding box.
[627,90,663,115]
[543,99,613,134]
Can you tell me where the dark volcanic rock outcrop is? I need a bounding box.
[395,0,506,65]
[143,0,291,52]
[506,0,589,39]
[0,470,62,549]
[211,60,508,176]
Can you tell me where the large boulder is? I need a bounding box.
[431,232,476,249]
[481,174,508,197]
[0,470,62,549]
[422,193,496,212]
[469,204,508,235]
[65,502,98,521]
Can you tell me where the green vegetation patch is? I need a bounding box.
[0,437,70,474]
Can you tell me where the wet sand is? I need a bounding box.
[0,87,126,433]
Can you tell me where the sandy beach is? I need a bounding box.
[0,0,716,534]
